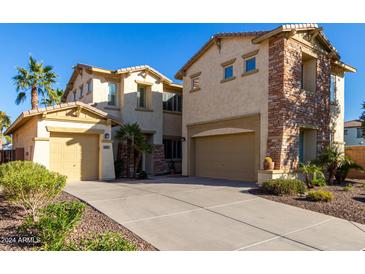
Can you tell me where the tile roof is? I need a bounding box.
[5,101,121,135]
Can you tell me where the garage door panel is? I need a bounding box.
[195,133,255,181]
[50,133,99,181]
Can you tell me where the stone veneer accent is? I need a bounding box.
[267,36,331,171]
[152,144,169,174]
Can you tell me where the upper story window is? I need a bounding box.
[79,85,83,98]
[189,72,201,92]
[242,49,259,76]
[137,85,146,108]
[330,74,337,103]
[301,52,317,92]
[224,65,234,80]
[87,80,93,94]
[163,92,182,112]
[108,82,117,106]
[344,129,348,135]
[221,58,236,82]
[73,90,77,101]
[357,128,363,138]
[245,57,256,73]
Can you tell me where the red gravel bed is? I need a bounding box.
[0,191,157,251]
[250,179,365,224]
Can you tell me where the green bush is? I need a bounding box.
[343,183,353,192]
[0,161,66,221]
[22,201,85,250]
[307,189,333,202]
[261,179,306,196]
[76,232,137,251]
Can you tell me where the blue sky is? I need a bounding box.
[0,23,363,122]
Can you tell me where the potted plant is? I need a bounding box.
[264,157,275,170]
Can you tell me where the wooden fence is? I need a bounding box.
[0,148,24,164]
[345,146,365,179]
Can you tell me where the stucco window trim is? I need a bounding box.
[104,106,121,111]
[135,80,154,86]
[189,72,201,79]
[220,76,236,83]
[241,69,259,77]
[241,49,259,59]
[135,107,153,112]
[189,87,201,93]
[163,110,182,115]
[220,58,236,67]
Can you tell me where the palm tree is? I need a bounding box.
[115,123,152,178]
[13,56,58,109]
[0,111,11,150]
[316,145,344,184]
[41,88,64,107]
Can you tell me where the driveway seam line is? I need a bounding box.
[121,198,259,225]
[119,183,322,250]
[235,218,334,251]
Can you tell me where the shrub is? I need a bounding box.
[114,159,124,178]
[300,162,325,188]
[343,183,353,192]
[137,170,148,179]
[316,145,344,184]
[0,161,66,221]
[336,157,364,184]
[264,157,273,164]
[307,189,333,202]
[76,232,137,251]
[22,201,85,250]
[261,179,306,196]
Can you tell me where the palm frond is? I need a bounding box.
[15,92,27,105]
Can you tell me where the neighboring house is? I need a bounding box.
[5,102,120,181]
[61,64,183,175]
[175,24,356,183]
[344,120,365,146]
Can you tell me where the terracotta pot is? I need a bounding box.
[264,161,275,170]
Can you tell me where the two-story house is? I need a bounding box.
[61,64,183,176]
[344,120,365,146]
[175,24,356,183]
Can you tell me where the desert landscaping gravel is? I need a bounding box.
[0,191,157,251]
[251,179,365,225]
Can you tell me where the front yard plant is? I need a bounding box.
[343,183,353,192]
[300,162,326,188]
[0,161,66,221]
[261,179,306,196]
[22,201,85,250]
[74,232,137,251]
[306,189,334,202]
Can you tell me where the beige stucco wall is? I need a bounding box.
[66,70,94,104]
[122,72,164,144]
[12,113,115,180]
[333,74,345,148]
[163,112,182,137]
[181,37,269,175]
[12,117,38,161]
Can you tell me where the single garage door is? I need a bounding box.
[50,132,99,181]
[195,133,255,181]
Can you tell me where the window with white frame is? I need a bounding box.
[163,92,182,112]
[87,80,93,93]
[108,82,117,106]
[163,139,182,160]
[137,85,146,108]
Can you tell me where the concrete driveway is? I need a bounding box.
[65,176,365,251]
